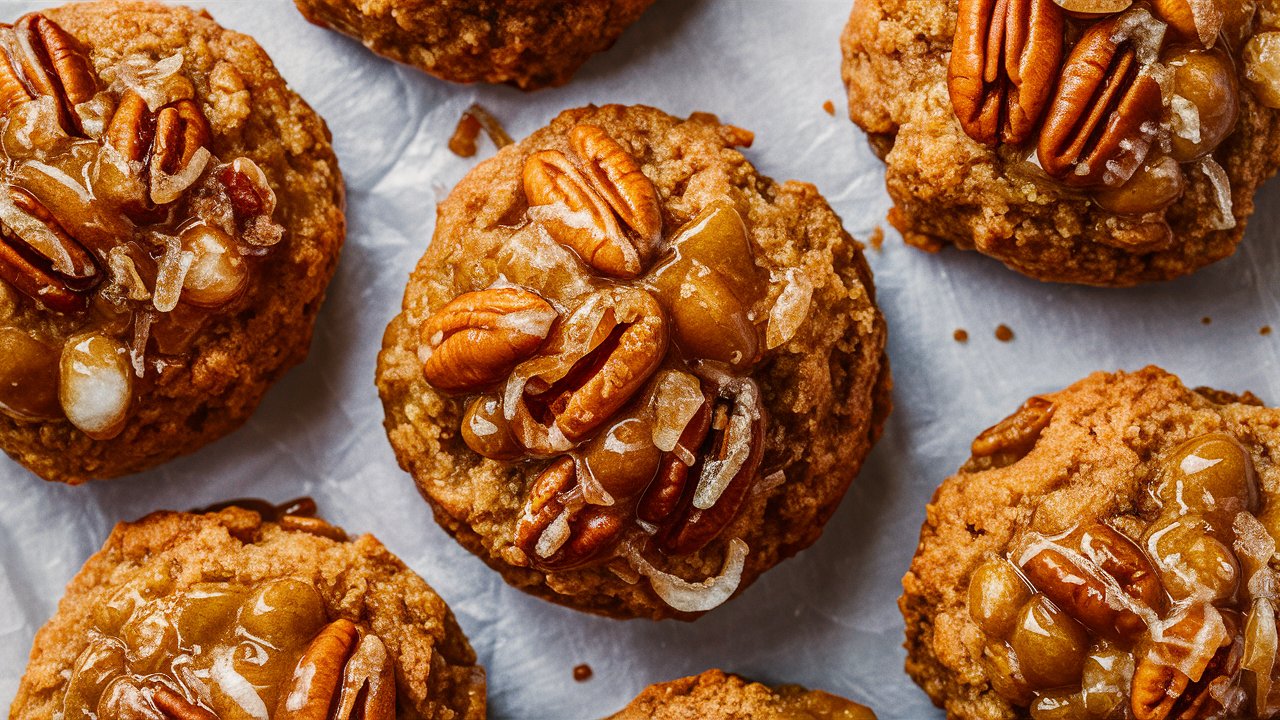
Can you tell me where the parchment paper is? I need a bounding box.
[3,1,1280,717]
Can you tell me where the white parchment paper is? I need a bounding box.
[3,1,1280,717]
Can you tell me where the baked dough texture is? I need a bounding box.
[841,0,1280,285]
[294,0,654,90]
[605,669,878,719]
[9,506,486,720]
[377,104,891,619]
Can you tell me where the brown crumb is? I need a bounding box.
[573,663,593,682]
[448,112,481,158]
[995,324,1014,342]
[822,99,836,115]
[953,329,968,343]
[448,104,513,158]
[1202,317,1213,325]
[868,227,884,252]
[1263,326,1273,336]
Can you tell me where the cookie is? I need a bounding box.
[294,0,654,90]
[0,2,345,483]
[9,499,486,720]
[377,104,891,620]
[605,669,878,719]
[841,0,1280,285]
[902,366,1280,719]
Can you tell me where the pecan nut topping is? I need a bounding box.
[522,126,662,279]
[965,395,1053,470]
[419,287,558,394]
[515,456,630,571]
[1131,605,1241,720]
[276,618,396,720]
[0,186,100,313]
[151,686,218,720]
[106,90,213,208]
[1036,12,1165,187]
[508,287,668,452]
[1,14,98,135]
[949,0,1065,146]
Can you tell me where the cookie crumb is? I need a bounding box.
[450,104,513,157]
[1202,316,1213,325]
[574,664,593,682]
[1263,326,1273,336]
[822,99,836,115]
[995,324,1014,342]
[953,329,968,343]
[868,227,884,252]
[448,112,482,158]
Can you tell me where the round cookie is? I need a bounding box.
[606,669,878,719]
[293,0,654,90]
[9,500,486,720]
[0,2,345,483]
[377,104,891,620]
[841,0,1280,285]
[902,366,1280,719]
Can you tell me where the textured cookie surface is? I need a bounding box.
[377,104,891,620]
[841,1,1280,285]
[606,669,878,719]
[9,506,486,720]
[0,1,344,483]
[903,367,1280,719]
[294,0,653,90]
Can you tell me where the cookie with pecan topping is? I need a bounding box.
[376,104,891,619]
[9,501,486,720]
[605,669,878,719]
[0,2,345,483]
[902,366,1280,719]
[293,0,654,90]
[841,0,1280,285]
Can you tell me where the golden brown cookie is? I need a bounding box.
[294,0,654,90]
[605,669,878,720]
[841,1,1280,285]
[902,366,1280,719]
[8,500,486,720]
[377,104,891,620]
[0,2,345,483]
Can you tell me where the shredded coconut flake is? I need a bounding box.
[626,538,749,612]
[1198,157,1236,230]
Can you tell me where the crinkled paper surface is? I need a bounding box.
[3,1,1280,718]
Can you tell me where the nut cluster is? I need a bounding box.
[418,124,772,586]
[61,569,394,720]
[947,0,1277,227]
[0,13,283,440]
[965,428,1280,719]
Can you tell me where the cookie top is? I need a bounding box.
[605,669,878,720]
[841,1,1280,285]
[0,1,345,483]
[9,502,486,720]
[294,0,654,90]
[902,367,1280,719]
[377,104,890,620]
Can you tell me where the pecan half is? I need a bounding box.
[420,287,558,394]
[647,379,766,556]
[151,686,218,720]
[523,126,662,279]
[3,14,98,135]
[966,395,1053,470]
[275,619,395,720]
[568,125,662,250]
[949,0,1065,146]
[514,456,630,571]
[1131,605,1241,720]
[1036,13,1164,187]
[0,186,100,313]
[509,287,667,452]
[1020,523,1162,641]
[106,90,212,208]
